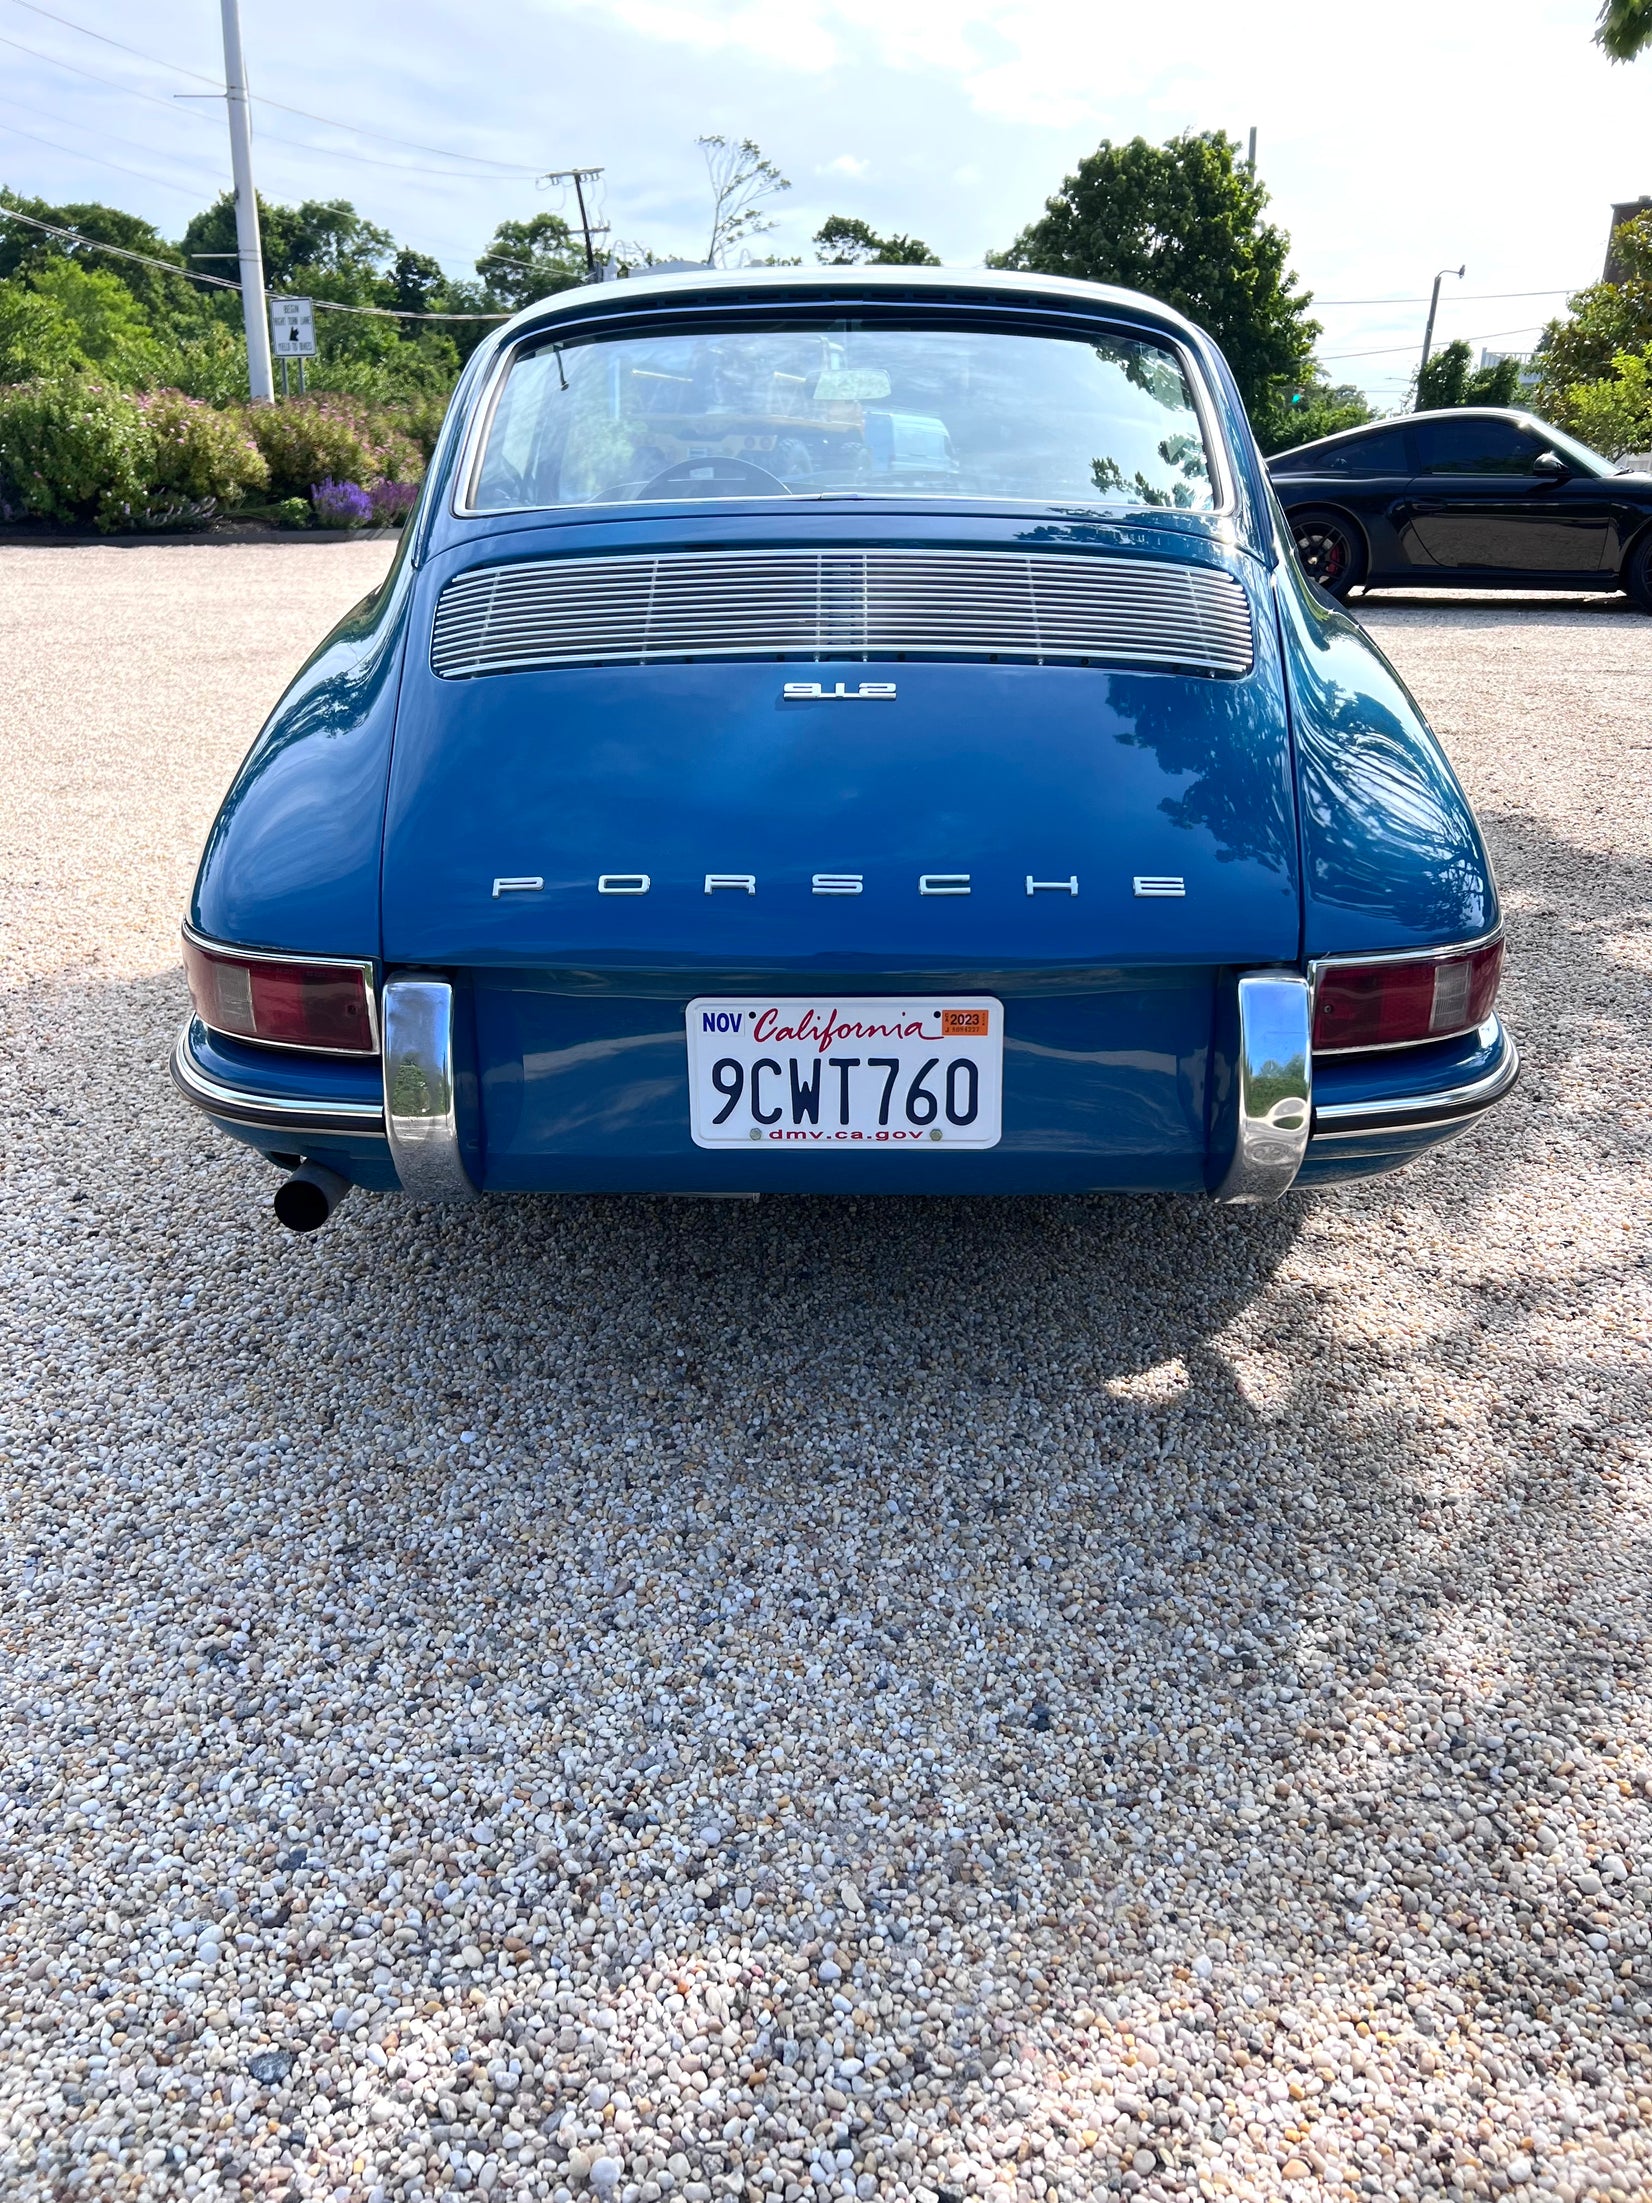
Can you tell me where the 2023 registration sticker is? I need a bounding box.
[685,999,1004,1150]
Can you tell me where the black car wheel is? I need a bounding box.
[1624,530,1652,615]
[1289,509,1367,599]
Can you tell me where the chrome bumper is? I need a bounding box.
[174,989,480,1203]
[171,1019,385,1141]
[1214,973,1312,1205]
[1310,1017,1519,1139]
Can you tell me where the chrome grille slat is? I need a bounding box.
[430,549,1254,680]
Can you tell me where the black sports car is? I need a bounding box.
[1268,407,1652,608]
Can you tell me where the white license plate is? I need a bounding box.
[686,997,1003,1150]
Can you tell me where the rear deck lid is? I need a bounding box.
[382,540,1299,971]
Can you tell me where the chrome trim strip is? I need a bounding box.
[1311,1020,1518,1134]
[180,922,381,1056]
[1307,924,1504,1057]
[171,1020,385,1138]
[382,979,479,1203]
[1214,973,1312,1205]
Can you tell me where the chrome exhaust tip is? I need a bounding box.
[272,1161,352,1233]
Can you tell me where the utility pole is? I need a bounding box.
[1246,127,1257,177]
[1417,264,1466,406]
[220,0,273,401]
[539,166,607,281]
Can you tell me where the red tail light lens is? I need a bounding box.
[1312,939,1503,1054]
[183,936,377,1056]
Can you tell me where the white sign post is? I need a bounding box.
[269,297,316,396]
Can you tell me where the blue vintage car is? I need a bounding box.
[173,267,1517,1231]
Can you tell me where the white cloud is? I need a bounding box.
[819,155,871,179]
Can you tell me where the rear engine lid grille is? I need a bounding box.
[429,547,1254,681]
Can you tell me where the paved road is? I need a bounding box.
[1,545,1649,2203]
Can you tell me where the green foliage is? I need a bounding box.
[1263,373,1374,454]
[1548,350,1652,459]
[0,378,153,526]
[145,323,252,408]
[1596,0,1652,60]
[26,260,161,381]
[241,394,422,502]
[138,390,267,505]
[273,496,311,528]
[813,216,939,266]
[0,278,87,381]
[0,190,207,334]
[472,215,587,311]
[1415,339,1523,412]
[1531,216,1652,451]
[991,130,1318,444]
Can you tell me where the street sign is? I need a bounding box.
[269,298,316,358]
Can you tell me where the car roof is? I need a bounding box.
[493,262,1211,347]
[1278,407,1544,458]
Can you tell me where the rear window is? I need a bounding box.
[466,318,1218,514]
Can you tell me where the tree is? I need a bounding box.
[25,261,161,378]
[991,130,1318,444]
[1596,0,1652,60]
[1533,213,1652,398]
[1553,350,1652,457]
[0,278,87,381]
[471,214,586,311]
[698,136,789,266]
[814,215,939,266]
[179,194,396,307]
[1266,371,1374,454]
[1415,339,1523,411]
[0,188,204,333]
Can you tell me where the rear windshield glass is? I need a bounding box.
[468,319,1218,513]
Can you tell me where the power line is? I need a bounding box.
[0,203,511,318]
[0,25,538,183]
[1313,286,1584,307]
[0,88,227,191]
[0,115,223,199]
[1,0,540,174]
[1322,323,1549,363]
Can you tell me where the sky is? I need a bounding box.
[1,0,1648,409]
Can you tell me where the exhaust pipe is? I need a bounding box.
[273,1161,352,1233]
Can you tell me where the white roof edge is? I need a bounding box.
[491,263,1206,346]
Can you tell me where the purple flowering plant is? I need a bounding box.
[368,477,419,526]
[309,478,373,528]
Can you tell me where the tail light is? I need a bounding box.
[1312,939,1503,1054]
[183,934,378,1056]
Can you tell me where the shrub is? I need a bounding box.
[138,389,267,506]
[0,377,153,526]
[273,495,311,529]
[243,394,422,502]
[367,476,419,525]
[310,478,373,527]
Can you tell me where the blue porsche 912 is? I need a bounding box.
[172,267,1517,1230]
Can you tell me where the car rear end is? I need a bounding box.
[173,270,1514,1222]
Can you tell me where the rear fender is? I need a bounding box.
[1273,551,1497,955]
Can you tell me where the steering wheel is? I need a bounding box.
[636,456,789,500]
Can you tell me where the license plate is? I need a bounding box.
[686,997,1003,1150]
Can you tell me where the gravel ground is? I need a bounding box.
[1,546,1650,2203]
